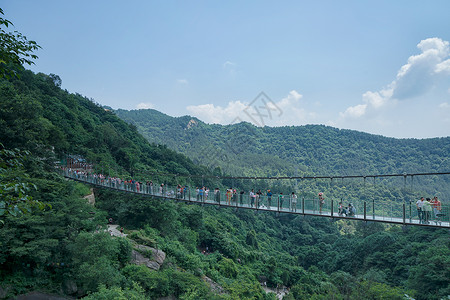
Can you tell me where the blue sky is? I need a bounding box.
[3,1,450,138]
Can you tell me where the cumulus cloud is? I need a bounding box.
[186,101,247,124]
[341,104,366,119]
[392,38,449,99]
[435,59,450,74]
[186,90,318,127]
[136,102,154,109]
[341,88,393,119]
[267,90,318,126]
[341,37,450,120]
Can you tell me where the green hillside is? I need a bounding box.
[0,70,212,179]
[116,108,450,199]
[1,9,449,300]
[115,109,450,176]
[1,70,449,299]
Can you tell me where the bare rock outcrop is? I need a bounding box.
[131,245,166,270]
[83,188,95,206]
[203,276,226,295]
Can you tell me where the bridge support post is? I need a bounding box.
[331,199,334,217]
[409,201,412,223]
[364,202,367,221]
[403,203,406,225]
[372,199,375,220]
[302,197,305,215]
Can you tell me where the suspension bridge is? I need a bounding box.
[61,168,450,229]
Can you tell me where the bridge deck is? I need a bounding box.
[63,170,450,229]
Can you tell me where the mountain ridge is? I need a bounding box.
[115,108,450,178]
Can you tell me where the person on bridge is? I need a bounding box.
[233,189,238,204]
[338,202,345,216]
[423,198,432,224]
[256,190,262,208]
[432,196,442,219]
[278,193,284,210]
[416,197,425,224]
[290,192,297,212]
[204,187,209,201]
[149,180,153,194]
[318,192,325,213]
[176,184,182,199]
[347,203,356,217]
[199,187,204,201]
[250,189,256,207]
[226,188,232,205]
[267,190,273,208]
[214,188,220,203]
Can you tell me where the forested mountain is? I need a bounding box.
[0,71,211,178]
[116,108,450,200]
[115,109,450,177]
[1,8,448,300]
[1,69,449,300]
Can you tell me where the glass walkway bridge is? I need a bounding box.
[61,168,449,229]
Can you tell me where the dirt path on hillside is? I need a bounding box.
[107,224,127,237]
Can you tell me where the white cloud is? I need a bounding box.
[336,38,450,137]
[439,102,450,109]
[177,79,189,85]
[392,37,449,99]
[268,90,314,126]
[435,59,450,74]
[223,60,238,75]
[186,101,247,124]
[136,102,154,109]
[340,88,393,119]
[341,104,367,119]
[341,37,450,120]
[223,61,236,69]
[186,90,317,127]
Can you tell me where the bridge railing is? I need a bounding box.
[61,168,449,227]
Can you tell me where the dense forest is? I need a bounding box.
[115,109,450,205]
[0,10,449,298]
[0,68,449,299]
[115,109,450,177]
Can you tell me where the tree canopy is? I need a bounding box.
[0,8,40,79]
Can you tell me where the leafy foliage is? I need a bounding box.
[0,143,47,222]
[0,8,40,79]
[0,46,448,299]
[116,108,450,200]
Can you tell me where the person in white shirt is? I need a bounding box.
[250,189,256,207]
[290,192,297,212]
[416,197,425,224]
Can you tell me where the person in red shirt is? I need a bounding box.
[432,196,442,219]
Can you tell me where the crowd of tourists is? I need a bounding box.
[416,196,442,224]
[63,168,329,212]
[62,168,446,224]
